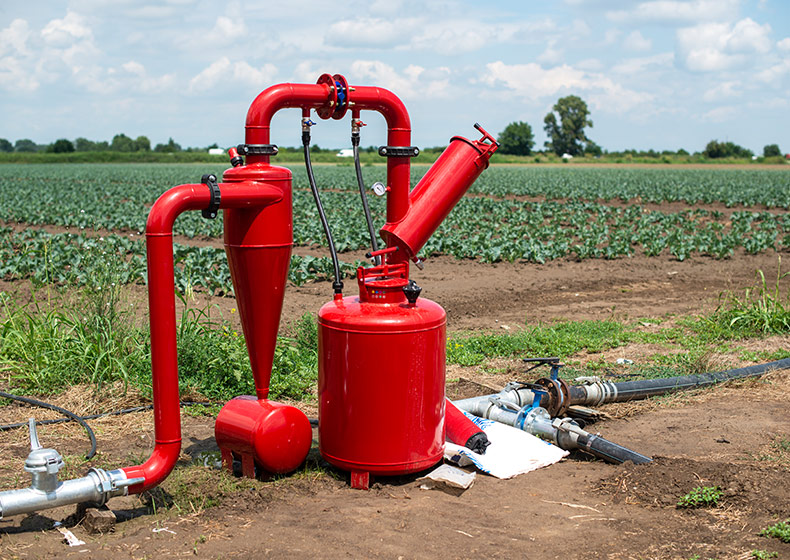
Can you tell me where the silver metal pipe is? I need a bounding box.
[0,419,143,519]
[453,397,650,464]
[0,469,138,518]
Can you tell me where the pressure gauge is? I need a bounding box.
[371,182,387,196]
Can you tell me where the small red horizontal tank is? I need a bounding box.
[318,261,446,489]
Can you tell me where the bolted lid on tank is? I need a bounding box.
[319,262,445,333]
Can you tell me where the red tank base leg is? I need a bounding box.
[220,448,234,473]
[240,453,256,479]
[351,470,370,490]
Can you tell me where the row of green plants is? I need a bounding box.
[1,165,790,233]
[2,200,789,279]
[0,227,357,292]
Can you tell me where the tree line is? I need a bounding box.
[497,96,784,160]
[0,135,203,154]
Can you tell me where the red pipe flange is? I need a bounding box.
[315,73,337,120]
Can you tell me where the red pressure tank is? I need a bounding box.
[318,262,446,489]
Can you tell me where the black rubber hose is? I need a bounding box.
[581,358,790,404]
[0,401,221,432]
[576,432,652,465]
[351,133,381,265]
[303,130,343,294]
[0,391,97,460]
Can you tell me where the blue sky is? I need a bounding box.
[1,0,789,153]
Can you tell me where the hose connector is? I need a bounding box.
[0,419,145,518]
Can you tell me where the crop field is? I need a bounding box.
[1,162,789,559]
[0,163,788,294]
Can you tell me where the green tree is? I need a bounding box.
[110,133,135,152]
[763,144,781,157]
[47,139,75,153]
[75,137,96,151]
[703,140,752,159]
[0,139,13,153]
[133,135,151,151]
[153,137,181,153]
[543,95,593,156]
[14,139,38,152]
[497,121,534,155]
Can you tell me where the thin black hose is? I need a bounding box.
[0,401,220,431]
[0,391,97,460]
[352,134,380,265]
[303,131,343,294]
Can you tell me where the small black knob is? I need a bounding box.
[403,279,421,305]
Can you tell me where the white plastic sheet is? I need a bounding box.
[445,412,568,479]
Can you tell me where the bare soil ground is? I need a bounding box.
[1,248,789,559]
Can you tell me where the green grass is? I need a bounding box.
[760,520,790,543]
[750,551,778,560]
[677,486,722,508]
[0,285,319,403]
[704,259,790,337]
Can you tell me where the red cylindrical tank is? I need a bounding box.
[215,396,312,476]
[318,263,446,489]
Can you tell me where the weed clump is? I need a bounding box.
[676,486,722,508]
[760,520,790,543]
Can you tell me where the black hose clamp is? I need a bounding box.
[378,146,420,158]
[237,144,279,156]
[201,174,221,219]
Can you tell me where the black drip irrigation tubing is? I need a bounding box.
[0,392,221,460]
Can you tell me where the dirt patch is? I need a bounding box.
[1,249,790,558]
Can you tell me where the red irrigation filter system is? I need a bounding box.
[0,73,498,517]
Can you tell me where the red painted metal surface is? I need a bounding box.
[215,396,312,475]
[244,79,413,225]
[381,126,500,263]
[445,398,483,448]
[123,179,284,493]
[126,73,498,495]
[317,263,446,485]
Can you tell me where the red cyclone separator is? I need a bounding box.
[244,80,413,226]
[122,181,283,493]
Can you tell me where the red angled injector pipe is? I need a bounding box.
[121,180,283,492]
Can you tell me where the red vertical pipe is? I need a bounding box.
[244,80,413,224]
[347,85,412,225]
[244,83,331,164]
[122,181,282,493]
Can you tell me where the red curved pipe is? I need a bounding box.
[244,79,413,226]
[123,181,283,493]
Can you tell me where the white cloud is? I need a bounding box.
[189,57,277,93]
[755,60,790,83]
[326,17,412,48]
[676,18,773,72]
[0,19,32,57]
[624,30,652,51]
[611,52,673,74]
[481,61,653,112]
[41,12,92,46]
[607,0,739,25]
[212,16,248,42]
[702,81,741,102]
[350,60,450,99]
[701,105,737,122]
[778,38,790,51]
[410,21,508,55]
[537,41,564,65]
[604,29,621,45]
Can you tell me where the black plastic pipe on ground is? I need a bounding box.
[572,358,790,405]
